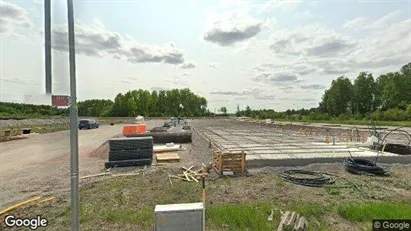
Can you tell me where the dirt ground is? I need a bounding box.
[0,121,175,208]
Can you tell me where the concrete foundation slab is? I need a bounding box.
[196,125,409,167]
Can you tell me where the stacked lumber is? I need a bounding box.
[169,165,209,182]
[276,211,308,231]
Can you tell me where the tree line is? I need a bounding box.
[2,63,410,121]
[0,88,209,119]
[236,63,411,121]
[78,88,209,117]
[0,102,69,119]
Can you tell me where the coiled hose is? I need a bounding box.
[278,170,336,187]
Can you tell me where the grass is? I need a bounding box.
[337,202,411,222]
[206,203,275,230]
[0,124,70,135]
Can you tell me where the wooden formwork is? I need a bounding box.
[212,151,246,175]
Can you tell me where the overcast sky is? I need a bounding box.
[0,0,410,112]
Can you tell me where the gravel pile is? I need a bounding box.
[0,118,69,128]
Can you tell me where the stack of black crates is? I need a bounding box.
[105,136,154,168]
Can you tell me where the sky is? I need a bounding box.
[0,0,410,113]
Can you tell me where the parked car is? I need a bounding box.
[78,119,99,130]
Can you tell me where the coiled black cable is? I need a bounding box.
[344,151,389,176]
[278,170,336,187]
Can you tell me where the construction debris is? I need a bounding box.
[156,152,181,163]
[276,210,308,231]
[154,144,184,153]
[169,165,209,182]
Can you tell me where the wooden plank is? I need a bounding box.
[218,153,223,175]
[222,161,241,165]
[286,212,297,227]
[183,171,192,181]
[169,175,185,180]
[295,216,307,230]
[222,152,243,155]
[156,152,180,162]
[190,175,199,182]
[222,163,241,167]
[277,211,290,231]
[182,167,198,175]
[241,151,245,173]
[222,156,242,159]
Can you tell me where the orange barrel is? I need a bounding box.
[136,124,147,134]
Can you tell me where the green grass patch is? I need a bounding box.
[338,202,411,222]
[293,203,329,217]
[0,124,70,135]
[206,203,275,231]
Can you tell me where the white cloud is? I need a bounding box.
[208,62,219,68]
[0,1,32,34]
[179,61,196,69]
[210,88,276,100]
[203,11,264,46]
[52,22,188,65]
[269,25,357,58]
[343,10,402,31]
[258,0,303,14]
[251,11,409,86]
[343,17,370,30]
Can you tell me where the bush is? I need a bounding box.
[383,108,408,121]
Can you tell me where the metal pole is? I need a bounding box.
[66,0,79,230]
[44,0,52,94]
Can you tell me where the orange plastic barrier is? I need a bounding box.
[122,125,130,135]
[129,125,138,134]
[136,124,147,134]
[123,124,147,135]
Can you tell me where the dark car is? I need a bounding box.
[78,119,99,130]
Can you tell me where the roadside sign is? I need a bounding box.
[51,95,70,107]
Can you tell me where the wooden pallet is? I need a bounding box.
[212,151,246,175]
[156,152,180,163]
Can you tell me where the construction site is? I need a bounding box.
[0,117,411,231]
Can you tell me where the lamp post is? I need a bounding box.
[66,0,80,230]
[44,0,52,94]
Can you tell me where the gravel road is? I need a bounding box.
[0,123,152,208]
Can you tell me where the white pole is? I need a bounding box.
[66,0,79,230]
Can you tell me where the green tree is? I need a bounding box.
[352,72,378,117]
[219,106,227,114]
[320,76,353,116]
[245,105,252,117]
